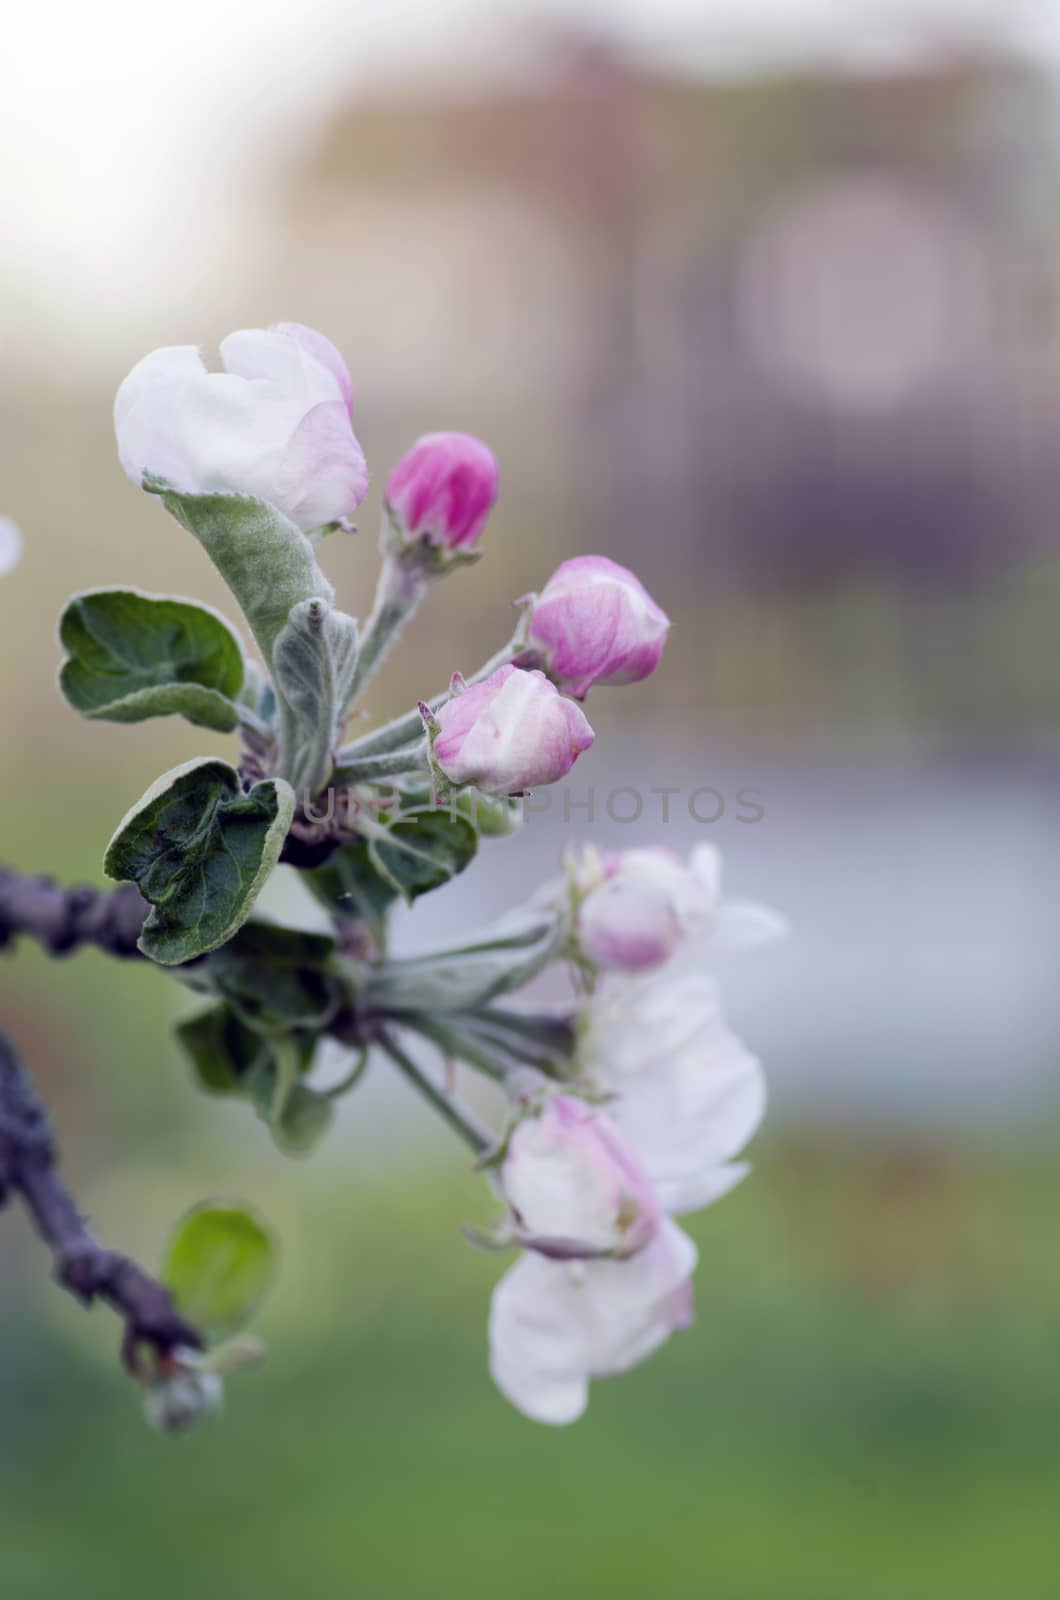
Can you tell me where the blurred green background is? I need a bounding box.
[4,4,1060,1596]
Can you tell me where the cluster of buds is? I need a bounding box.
[50,318,784,1431]
[114,320,670,806]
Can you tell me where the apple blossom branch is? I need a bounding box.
[0,1028,203,1374]
[0,866,148,960]
[0,863,515,1151]
[0,845,353,954]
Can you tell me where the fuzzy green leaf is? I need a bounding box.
[104,758,294,965]
[246,1058,335,1157]
[192,919,346,1032]
[360,910,564,1014]
[59,587,245,732]
[272,597,358,795]
[163,1202,277,1340]
[175,1003,267,1096]
[175,1004,334,1157]
[146,481,334,666]
[305,839,399,939]
[368,808,478,904]
[397,782,523,840]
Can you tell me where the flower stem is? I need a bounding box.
[342,555,428,718]
[337,637,520,763]
[397,1013,510,1082]
[377,1030,493,1155]
[331,744,428,785]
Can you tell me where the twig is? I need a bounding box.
[0,867,147,959]
[336,638,519,764]
[376,1029,493,1156]
[0,1029,202,1373]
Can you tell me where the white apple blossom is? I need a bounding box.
[114,323,368,533]
[498,1093,661,1260]
[570,842,787,974]
[579,971,766,1215]
[489,1219,696,1425]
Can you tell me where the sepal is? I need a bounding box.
[359,908,564,1015]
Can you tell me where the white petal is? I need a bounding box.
[488,1252,594,1424]
[712,900,789,952]
[171,371,288,492]
[582,1221,698,1374]
[114,345,207,428]
[606,1028,767,1213]
[489,1346,589,1426]
[114,346,209,487]
[219,327,344,408]
[660,1160,750,1216]
[583,972,723,1077]
[488,1222,697,1423]
[274,400,369,528]
[688,842,723,906]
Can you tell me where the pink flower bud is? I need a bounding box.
[578,873,684,972]
[500,1095,662,1260]
[114,324,368,533]
[526,555,669,699]
[570,844,787,975]
[433,665,594,795]
[385,432,499,552]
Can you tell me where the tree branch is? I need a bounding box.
[0,1029,202,1373]
[0,867,147,959]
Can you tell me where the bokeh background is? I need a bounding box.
[3,2,1060,1594]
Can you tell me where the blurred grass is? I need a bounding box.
[2,1124,1060,1599]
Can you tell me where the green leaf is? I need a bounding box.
[248,1068,335,1157]
[272,597,358,795]
[59,587,245,732]
[195,919,346,1032]
[104,758,295,965]
[174,1004,334,1157]
[453,791,523,839]
[175,1003,254,1095]
[305,838,399,940]
[395,782,523,840]
[146,481,334,666]
[243,1029,335,1157]
[163,1202,277,1340]
[368,808,478,904]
